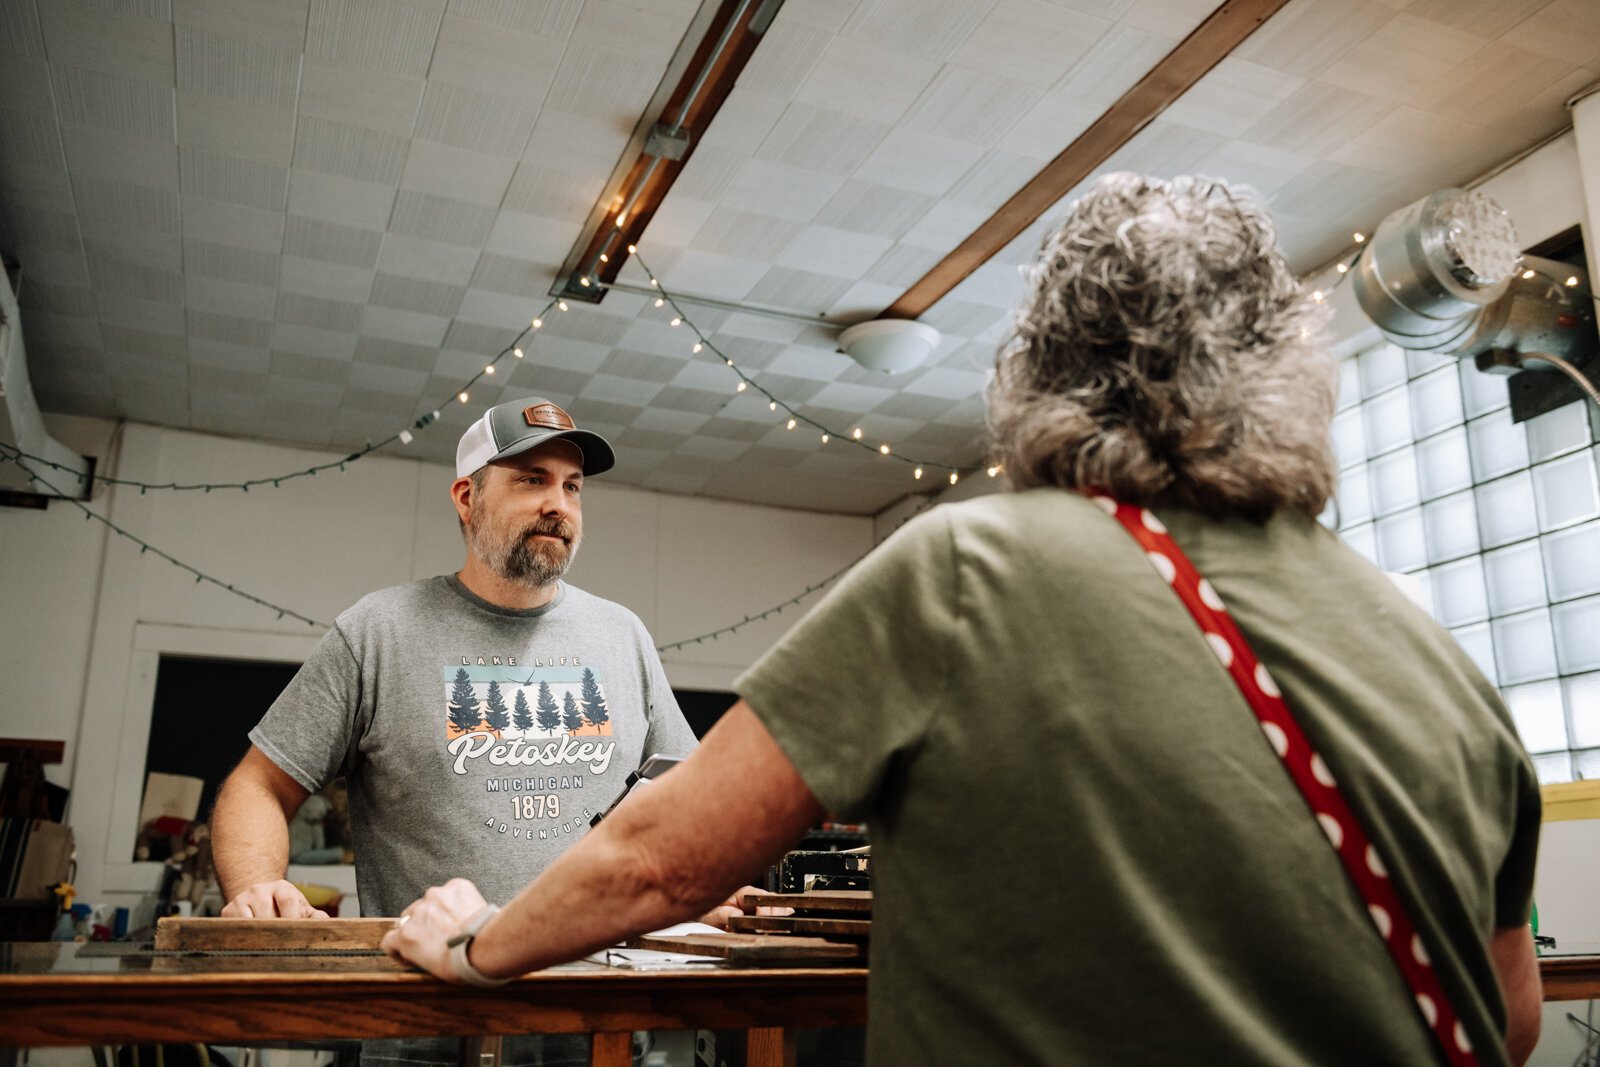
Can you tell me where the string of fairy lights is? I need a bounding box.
[0,256,983,632]
[7,229,1593,634]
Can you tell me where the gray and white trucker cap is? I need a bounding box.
[455,397,616,478]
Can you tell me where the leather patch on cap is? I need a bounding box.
[524,403,575,430]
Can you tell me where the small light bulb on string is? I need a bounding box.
[1521,269,1536,280]
[914,467,923,480]
[736,381,748,392]
[513,347,523,358]
[879,444,890,455]
[987,465,1001,477]
[579,276,591,287]
[1566,276,1579,287]
[558,300,569,311]
[670,316,682,327]
[949,471,959,485]
[1336,263,1348,274]
[1353,232,1366,244]
[484,364,495,374]
[599,253,609,264]
[458,391,469,403]
[627,244,637,254]
[532,317,543,329]
[692,342,702,353]
[399,430,414,445]
[852,428,863,440]
[725,358,733,366]
[821,433,830,444]
[650,278,659,288]
[655,298,665,308]
[786,418,796,430]
[1311,290,1324,303]
[768,400,777,411]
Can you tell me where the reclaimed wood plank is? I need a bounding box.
[738,891,872,914]
[626,933,859,962]
[154,917,395,952]
[725,916,871,938]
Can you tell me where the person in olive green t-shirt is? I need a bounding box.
[380,174,1542,1067]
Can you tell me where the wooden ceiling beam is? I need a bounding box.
[883,0,1293,321]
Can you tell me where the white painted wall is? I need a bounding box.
[0,414,873,906]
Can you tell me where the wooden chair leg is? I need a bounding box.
[589,1031,632,1067]
[458,1035,502,1067]
[745,1027,796,1067]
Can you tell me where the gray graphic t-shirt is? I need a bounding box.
[250,575,697,917]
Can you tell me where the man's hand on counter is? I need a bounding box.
[220,880,328,919]
[381,877,490,981]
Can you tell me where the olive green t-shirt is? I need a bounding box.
[737,489,1540,1067]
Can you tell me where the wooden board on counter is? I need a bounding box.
[725,915,872,938]
[738,890,872,914]
[155,917,395,952]
[627,932,860,962]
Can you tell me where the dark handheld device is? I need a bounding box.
[589,754,682,828]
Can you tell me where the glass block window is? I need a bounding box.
[1330,342,1600,783]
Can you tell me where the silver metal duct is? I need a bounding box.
[1351,188,1597,378]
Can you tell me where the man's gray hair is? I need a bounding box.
[988,173,1337,520]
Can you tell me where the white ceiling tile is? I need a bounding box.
[542,44,663,122]
[895,198,990,251]
[398,142,516,207]
[692,208,803,261]
[946,152,1042,212]
[1242,80,1395,159]
[175,23,301,109]
[306,0,444,77]
[841,0,997,62]
[284,168,397,230]
[36,2,176,84]
[457,288,545,329]
[1416,40,1582,133]
[276,290,364,331]
[283,213,383,268]
[370,272,465,317]
[414,81,540,158]
[994,91,1101,161]
[901,66,1043,148]
[637,195,716,248]
[0,1,47,58]
[483,210,581,261]
[1320,14,1488,99]
[502,162,604,220]
[698,85,790,152]
[73,175,180,233]
[808,379,897,413]
[189,338,270,372]
[447,0,583,38]
[756,102,894,177]
[0,108,67,172]
[1233,0,1396,77]
[51,64,174,140]
[854,129,987,197]
[1161,56,1307,138]
[428,13,565,99]
[719,157,844,223]
[744,267,852,315]
[1328,106,1490,177]
[826,279,902,320]
[172,0,311,50]
[579,372,666,407]
[1053,21,1178,111]
[468,252,552,297]
[1502,0,1600,68]
[522,109,632,169]
[269,320,358,359]
[737,18,832,100]
[178,199,283,251]
[278,257,374,303]
[901,366,986,400]
[297,57,426,135]
[1191,137,1316,195]
[361,305,450,345]
[184,237,280,287]
[953,0,1114,87]
[389,188,497,246]
[375,232,482,284]
[566,0,696,63]
[1117,0,1219,37]
[187,307,274,346]
[95,296,185,335]
[180,146,289,210]
[778,224,890,276]
[176,90,298,164]
[293,114,409,184]
[60,124,179,189]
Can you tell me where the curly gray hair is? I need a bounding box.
[988,172,1337,520]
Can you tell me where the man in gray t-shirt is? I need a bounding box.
[212,396,698,923]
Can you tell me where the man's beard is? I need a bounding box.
[468,513,581,589]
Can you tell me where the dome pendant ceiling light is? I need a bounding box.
[837,320,942,374]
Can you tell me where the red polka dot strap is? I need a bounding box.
[1091,494,1481,1067]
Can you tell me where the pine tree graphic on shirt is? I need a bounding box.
[483,680,511,734]
[562,690,583,733]
[579,667,610,733]
[535,680,563,735]
[511,688,534,735]
[447,667,482,735]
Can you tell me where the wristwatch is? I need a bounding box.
[446,904,511,987]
